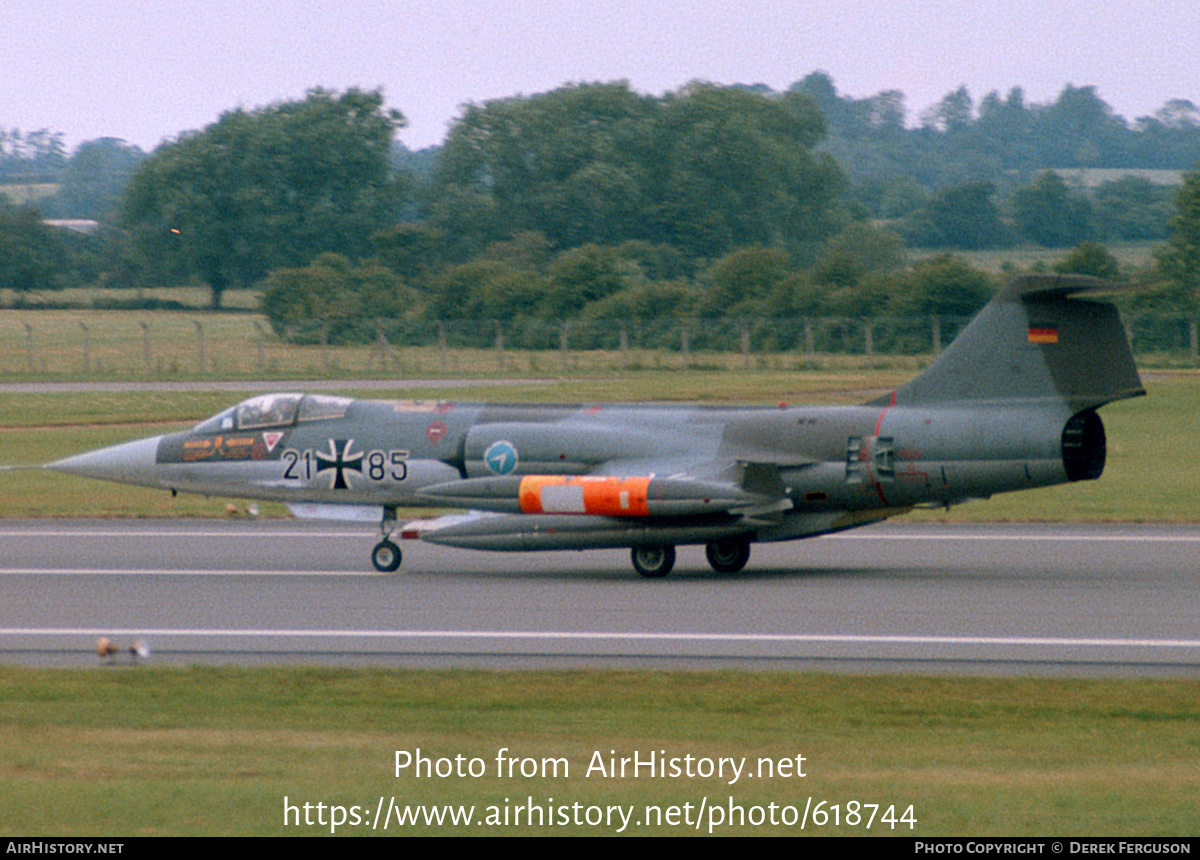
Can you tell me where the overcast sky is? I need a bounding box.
[3,0,1197,154]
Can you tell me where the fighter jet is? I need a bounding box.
[47,275,1143,577]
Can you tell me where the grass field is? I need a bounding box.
[3,307,886,381]
[2,668,1197,836]
[0,183,59,206]
[912,241,1158,274]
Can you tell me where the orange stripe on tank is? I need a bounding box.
[519,475,652,516]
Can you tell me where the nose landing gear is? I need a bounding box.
[372,506,403,572]
[372,539,402,572]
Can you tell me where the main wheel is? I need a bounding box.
[631,545,676,578]
[705,537,751,573]
[371,540,403,572]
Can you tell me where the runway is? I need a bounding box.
[1,519,1197,675]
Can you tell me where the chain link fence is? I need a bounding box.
[0,312,1194,379]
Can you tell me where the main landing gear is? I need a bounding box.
[705,536,752,574]
[631,537,753,578]
[372,505,403,572]
[631,545,676,578]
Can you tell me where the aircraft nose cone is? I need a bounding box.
[47,436,164,486]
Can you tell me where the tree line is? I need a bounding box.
[2,78,1200,345]
[796,74,1191,249]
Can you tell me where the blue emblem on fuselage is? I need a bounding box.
[484,440,518,475]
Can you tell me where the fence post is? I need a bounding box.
[139,321,152,374]
[619,323,629,369]
[1190,319,1198,361]
[931,315,942,354]
[680,322,690,368]
[438,322,448,373]
[560,321,570,369]
[194,321,206,375]
[494,320,504,371]
[863,318,874,356]
[740,322,750,368]
[804,318,814,356]
[24,322,34,373]
[252,321,267,373]
[375,319,391,374]
[79,321,91,375]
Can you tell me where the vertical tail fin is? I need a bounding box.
[875,275,1144,409]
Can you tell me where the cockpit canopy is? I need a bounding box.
[192,393,352,434]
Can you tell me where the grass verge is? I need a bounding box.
[2,667,1197,836]
[1,363,1196,838]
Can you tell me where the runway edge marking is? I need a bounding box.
[4,627,1199,650]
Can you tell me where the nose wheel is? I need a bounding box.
[372,539,402,572]
[372,505,402,572]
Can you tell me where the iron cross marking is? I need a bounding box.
[315,439,364,490]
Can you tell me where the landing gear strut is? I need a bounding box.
[372,505,402,572]
[705,537,752,573]
[631,545,676,578]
